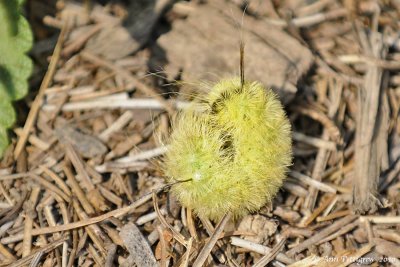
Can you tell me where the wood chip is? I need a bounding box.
[119,223,158,267]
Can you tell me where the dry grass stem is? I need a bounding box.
[192,213,231,267]
[1,1,399,265]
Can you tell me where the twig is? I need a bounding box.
[0,172,29,181]
[303,194,337,226]
[62,163,95,214]
[361,216,400,224]
[152,191,187,246]
[62,23,103,56]
[179,237,193,267]
[338,54,400,70]
[286,255,324,266]
[43,98,189,112]
[29,173,70,202]
[186,208,198,241]
[282,182,308,198]
[136,209,167,226]
[14,20,68,159]
[265,8,347,28]
[62,241,68,267]
[336,243,374,267]
[292,131,336,150]
[87,243,104,266]
[28,251,43,267]
[98,111,133,142]
[22,188,41,257]
[289,171,336,193]
[230,237,294,264]
[116,146,168,164]
[303,78,343,211]
[71,200,107,256]
[64,143,95,191]
[379,156,400,192]
[374,228,400,244]
[66,228,78,267]
[0,184,13,206]
[80,51,176,114]
[1,192,153,244]
[317,220,359,244]
[14,129,51,151]
[96,146,168,172]
[316,57,364,85]
[38,165,72,197]
[296,0,334,16]
[287,215,358,256]
[157,226,168,267]
[252,238,286,267]
[8,236,68,267]
[104,244,117,267]
[0,242,16,261]
[294,107,340,142]
[317,209,352,222]
[192,213,231,267]
[352,23,388,213]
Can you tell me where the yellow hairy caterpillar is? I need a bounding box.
[162,44,292,221]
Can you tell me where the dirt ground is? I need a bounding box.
[1,0,400,266]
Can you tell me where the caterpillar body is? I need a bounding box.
[162,75,292,221]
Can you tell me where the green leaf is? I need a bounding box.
[0,0,33,157]
[0,128,8,157]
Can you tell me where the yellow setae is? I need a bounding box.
[163,78,292,221]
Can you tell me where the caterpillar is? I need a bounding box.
[162,44,292,221]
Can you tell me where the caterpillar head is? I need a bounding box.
[162,77,292,221]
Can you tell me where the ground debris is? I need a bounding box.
[0,0,399,266]
[153,0,313,103]
[119,223,158,267]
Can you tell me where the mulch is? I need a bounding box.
[0,0,400,266]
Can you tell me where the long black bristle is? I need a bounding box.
[240,41,245,89]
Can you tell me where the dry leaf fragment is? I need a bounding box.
[237,215,277,244]
[154,0,313,103]
[374,237,400,258]
[119,223,158,267]
[55,125,107,158]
